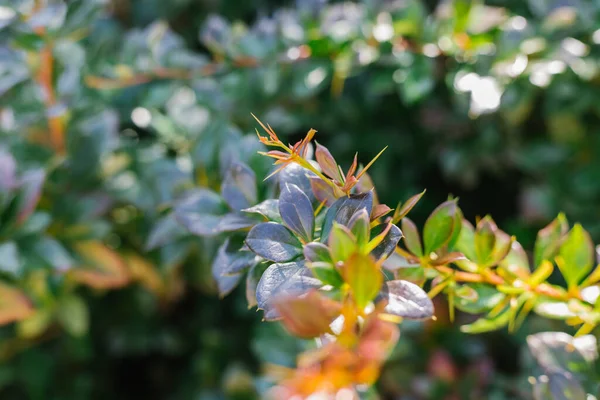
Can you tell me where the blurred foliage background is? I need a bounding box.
[1,0,600,398]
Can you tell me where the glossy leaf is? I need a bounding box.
[279,183,314,242]
[246,222,303,262]
[370,223,402,261]
[243,199,282,222]
[349,209,370,249]
[556,224,594,287]
[315,142,340,180]
[534,213,569,267]
[423,200,460,254]
[379,280,434,319]
[256,261,322,320]
[303,242,333,264]
[321,191,373,244]
[392,190,425,223]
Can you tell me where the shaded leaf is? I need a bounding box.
[211,241,243,297]
[221,162,257,210]
[146,213,188,250]
[315,142,340,180]
[0,241,20,275]
[174,189,228,236]
[57,295,89,338]
[401,218,422,256]
[0,282,34,326]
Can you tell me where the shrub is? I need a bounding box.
[1,0,600,399]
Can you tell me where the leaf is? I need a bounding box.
[15,169,45,225]
[534,213,569,267]
[423,200,459,254]
[243,199,282,222]
[213,239,257,277]
[357,317,400,364]
[315,142,340,180]
[556,224,594,288]
[17,309,53,339]
[303,242,333,264]
[278,164,316,203]
[309,176,339,206]
[321,191,373,244]
[145,213,188,250]
[455,284,505,314]
[401,218,422,256]
[370,223,402,261]
[349,209,370,249]
[221,162,257,210]
[392,190,425,223]
[309,262,344,287]
[499,241,531,279]
[474,217,497,265]
[533,370,586,400]
[534,300,577,320]
[215,213,258,232]
[125,253,164,297]
[379,280,433,319]
[455,219,476,261]
[0,241,20,275]
[0,282,34,326]
[371,204,392,221]
[246,222,303,262]
[342,253,382,309]
[274,290,341,338]
[329,223,356,263]
[256,261,322,320]
[174,189,228,237]
[57,295,89,338]
[460,310,511,334]
[0,147,16,192]
[382,251,421,271]
[69,241,130,289]
[528,332,598,367]
[32,237,75,272]
[211,241,243,297]
[279,183,314,242]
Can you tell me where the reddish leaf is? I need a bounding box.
[274,290,342,338]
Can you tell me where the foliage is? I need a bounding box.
[2,0,600,399]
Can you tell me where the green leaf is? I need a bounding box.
[556,224,594,288]
[342,253,382,309]
[455,284,506,314]
[303,242,333,264]
[460,310,511,333]
[57,295,89,338]
[329,223,356,263]
[349,209,370,250]
[534,213,569,267]
[243,199,282,223]
[474,217,496,265]
[245,222,303,263]
[423,200,459,254]
[309,262,344,287]
[402,218,422,256]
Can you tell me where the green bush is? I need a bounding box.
[1,0,600,399]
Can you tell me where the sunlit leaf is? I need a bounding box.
[279,183,314,242]
[556,224,594,288]
[342,253,382,309]
[246,222,303,262]
[379,280,433,319]
[274,290,341,338]
[423,200,460,254]
[256,261,322,320]
[534,213,568,267]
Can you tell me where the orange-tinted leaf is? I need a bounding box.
[125,253,164,296]
[274,290,342,338]
[371,204,392,221]
[392,190,425,223]
[69,241,130,289]
[0,283,34,325]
